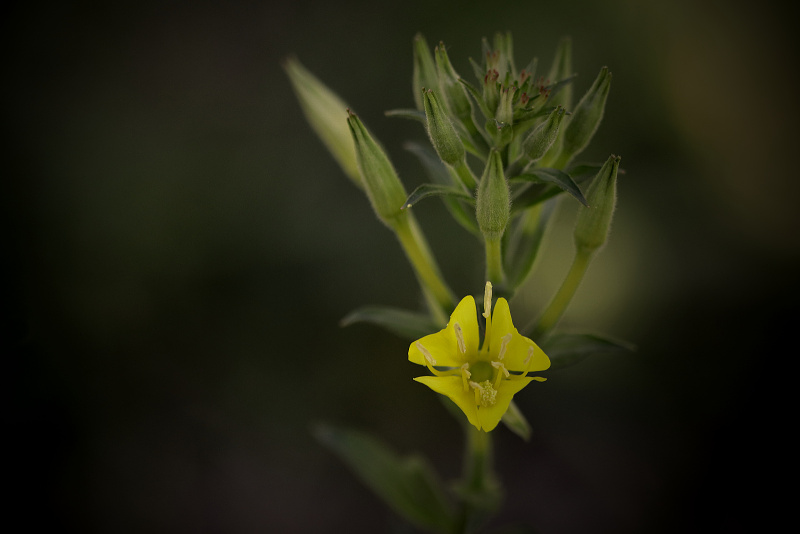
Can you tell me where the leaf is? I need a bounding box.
[402,183,475,210]
[341,306,439,340]
[501,400,532,441]
[385,108,427,123]
[458,77,493,121]
[314,424,455,533]
[510,168,587,206]
[540,333,636,370]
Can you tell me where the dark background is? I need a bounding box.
[6,1,797,532]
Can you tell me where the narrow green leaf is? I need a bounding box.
[539,333,636,370]
[501,400,532,441]
[459,77,493,121]
[402,184,475,210]
[313,424,455,533]
[340,306,439,340]
[510,168,587,206]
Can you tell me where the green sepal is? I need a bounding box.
[340,305,440,340]
[385,108,427,123]
[510,168,587,206]
[539,332,635,369]
[413,34,439,111]
[313,424,455,533]
[546,36,574,110]
[402,184,476,210]
[459,77,493,121]
[501,400,532,441]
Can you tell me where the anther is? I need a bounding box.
[483,281,492,319]
[454,322,466,354]
[497,333,512,360]
[491,360,510,378]
[416,342,436,366]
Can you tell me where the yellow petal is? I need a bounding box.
[408,296,480,368]
[414,376,480,430]
[489,298,550,372]
[477,377,534,431]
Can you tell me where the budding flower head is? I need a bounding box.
[284,57,361,187]
[574,154,620,252]
[434,43,473,125]
[347,111,408,226]
[476,150,510,242]
[423,89,466,167]
[522,105,566,162]
[557,66,612,167]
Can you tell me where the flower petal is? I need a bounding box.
[414,375,479,430]
[477,377,534,431]
[408,296,480,368]
[489,298,549,372]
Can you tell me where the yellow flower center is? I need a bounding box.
[470,380,498,407]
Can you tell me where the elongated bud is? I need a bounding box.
[558,67,612,166]
[347,111,408,226]
[412,34,438,111]
[574,154,620,252]
[434,43,473,126]
[284,57,361,187]
[423,89,465,167]
[476,150,510,242]
[523,106,566,161]
[495,84,516,125]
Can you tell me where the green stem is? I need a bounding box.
[532,246,595,339]
[484,238,506,287]
[393,213,455,325]
[454,427,498,534]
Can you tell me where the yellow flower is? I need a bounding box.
[408,282,550,432]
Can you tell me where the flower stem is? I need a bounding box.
[485,238,506,288]
[454,427,499,534]
[453,160,477,191]
[531,246,595,339]
[393,213,455,325]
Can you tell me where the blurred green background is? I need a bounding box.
[6,0,797,532]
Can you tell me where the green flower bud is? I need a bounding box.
[546,37,573,110]
[557,67,612,167]
[347,111,408,226]
[284,57,361,187]
[412,34,438,111]
[476,150,510,242]
[522,106,566,162]
[495,84,516,125]
[574,154,620,252]
[434,44,472,119]
[423,89,465,167]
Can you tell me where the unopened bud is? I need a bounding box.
[476,150,510,242]
[347,111,408,226]
[284,57,361,187]
[434,44,473,125]
[558,67,612,166]
[574,154,620,252]
[546,37,573,110]
[412,34,438,111]
[522,106,566,162]
[423,89,465,167]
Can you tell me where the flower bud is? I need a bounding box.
[558,67,612,166]
[522,106,566,162]
[574,154,620,252]
[422,89,465,167]
[412,34,438,111]
[284,57,361,187]
[476,150,510,242]
[347,111,408,226]
[546,37,573,110]
[434,43,474,126]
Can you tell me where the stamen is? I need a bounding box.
[469,380,498,407]
[497,333,512,360]
[416,342,436,366]
[454,322,466,354]
[460,363,471,391]
[512,346,535,380]
[491,361,509,388]
[483,281,493,319]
